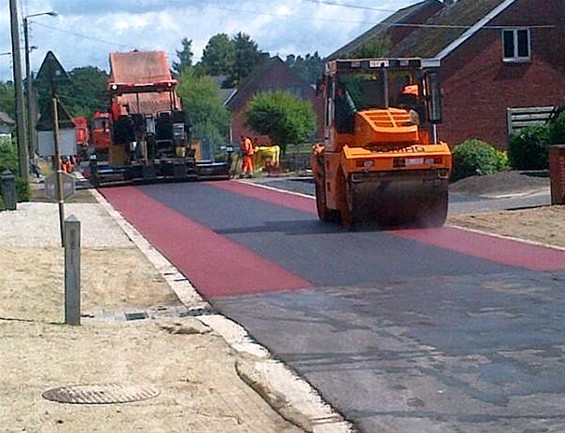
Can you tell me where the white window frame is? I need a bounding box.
[502,28,531,63]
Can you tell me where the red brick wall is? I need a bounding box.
[437,0,565,150]
[549,145,565,204]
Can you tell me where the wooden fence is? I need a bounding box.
[506,106,557,137]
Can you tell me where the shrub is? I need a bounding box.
[494,149,510,172]
[508,124,551,170]
[0,140,18,174]
[451,139,510,182]
[549,110,565,146]
[16,177,30,202]
[0,140,30,203]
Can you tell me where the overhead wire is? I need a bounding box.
[31,21,137,50]
[12,1,557,57]
[301,0,398,13]
[161,1,555,30]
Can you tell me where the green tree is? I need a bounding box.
[285,52,324,84]
[198,33,235,78]
[0,81,15,118]
[37,66,108,119]
[173,37,194,76]
[352,36,391,58]
[229,32,261,87]
[245,91,316,155]
[177,67,230,145]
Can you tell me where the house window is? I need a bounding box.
[503,28,531,62]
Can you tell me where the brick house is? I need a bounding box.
[331,0,565,150]
[225,55,324,145]
[0,111,15,140]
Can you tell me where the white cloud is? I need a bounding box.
[275,4,292,17]
[113,15,149,31]
[1,0,418,81]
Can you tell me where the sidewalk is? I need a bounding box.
[0,185,352,433]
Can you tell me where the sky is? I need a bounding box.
[1,0,420,82]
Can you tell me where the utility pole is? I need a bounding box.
[9,0,29,181]
[23,11,57,162]
[23,17,34,162]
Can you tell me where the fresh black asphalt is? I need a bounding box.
[134,181,565,433]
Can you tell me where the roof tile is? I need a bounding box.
[390,0,507,58]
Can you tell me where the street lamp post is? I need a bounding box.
[23,11,57,164]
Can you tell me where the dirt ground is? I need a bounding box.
[0,200,304,433]
[448,205,565,249]
[447,170,564,249]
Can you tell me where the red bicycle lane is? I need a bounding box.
[212,181,565,272]
[101,181,565,299]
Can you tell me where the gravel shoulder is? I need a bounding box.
[449,170,550,197]
[447,205,565,249]
[446,170,564,249]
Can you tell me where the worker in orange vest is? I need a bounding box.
[60,156,74,173]
[240,135,254,178]
[399,79,421,125]
[401,83,419,98]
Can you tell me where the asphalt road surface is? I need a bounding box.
[102,180,565,433]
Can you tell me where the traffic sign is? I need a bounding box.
[35,51,70,83]
[44,172,76,201]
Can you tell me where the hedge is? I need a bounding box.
[451,139,509,182]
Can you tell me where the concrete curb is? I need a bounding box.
[89,187,355,433]
[236,357,354,433]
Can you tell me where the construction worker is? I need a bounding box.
[60,156,73,173]
[401,83,419,98]
[240,135,254,178]
[399,78,421,125]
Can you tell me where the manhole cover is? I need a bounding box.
[42,383,160,404]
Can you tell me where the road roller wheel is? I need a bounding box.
[340,202,353,227]
[336,170,353,228]
[418,189,448,228]
[315,179,339,222]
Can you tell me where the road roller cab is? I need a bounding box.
[312,58,452,227]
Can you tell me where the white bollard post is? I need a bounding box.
[64,215,81,325]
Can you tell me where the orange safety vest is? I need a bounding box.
[402,84,419,97]
[242,137,254,156]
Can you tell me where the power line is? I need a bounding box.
[24,2,556,51]
[301,0,398,13]
[31,21,137,50]
[202,4,381,25]
[163,1,555,30]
